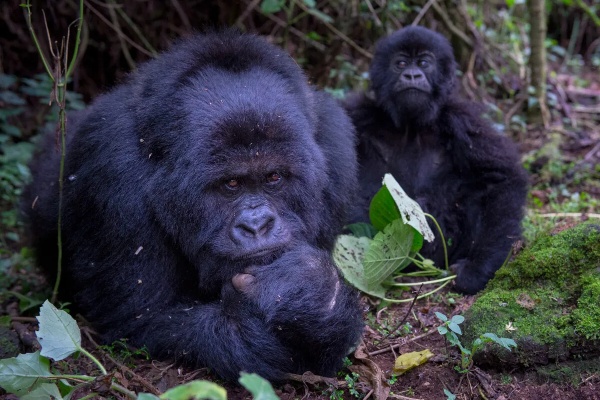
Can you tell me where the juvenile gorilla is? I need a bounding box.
[25,31,363,381]
[344,26,528,294]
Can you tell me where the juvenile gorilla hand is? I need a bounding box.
[231,246,363,376]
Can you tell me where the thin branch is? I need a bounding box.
[369,328,439,356]
[84,0,155,57]
[364,0,383,27]
[22,2,53,79]
[412,0,437,26]
[295,0,372,59]
[107,0,136,70]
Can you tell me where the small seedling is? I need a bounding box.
[435,312,517,372]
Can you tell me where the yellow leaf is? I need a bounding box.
[393,349,434,375]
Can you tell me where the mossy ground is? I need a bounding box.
[463,223,600,371]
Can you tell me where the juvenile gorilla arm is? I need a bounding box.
[439,105,528,292]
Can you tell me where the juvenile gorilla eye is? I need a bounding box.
[266,172,282,184]
[225,179,239,190]
[417,59,429,68]
[397,60,408,68]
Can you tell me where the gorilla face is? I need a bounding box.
[139,68,330,272]
[369,26,457,127]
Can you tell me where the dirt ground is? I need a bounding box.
[2,285,599,400]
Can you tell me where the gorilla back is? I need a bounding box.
[25,31,363,381]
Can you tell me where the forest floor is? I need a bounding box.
[1,72,600,400]
[2,278,600,400]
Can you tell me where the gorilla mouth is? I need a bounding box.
[398,87,430,94]
[235,246,285,265]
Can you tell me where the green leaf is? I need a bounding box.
[160,380,227,400]
[36,300,81,361]
[448,322,462,335]
[450,315,465,325]
[481,333,517,350]
[306,8,333,23]
[0,90,26,105]
[0,74,17,89]
[444,388,456,400]
[260,0,285,14]
[138,394,161,400]
[381,174,435,242]
[239,372,280,400]
[0,315,11,327]
[6,291,43,313]
[435,312,448,322]
[437,326,448,335]
[446,332,461,347]
[363,219,415,288]
[21,383,63,400]
[333,235,386,298]
[0,351,52,396]
[369,183,401,231]
[346,222,378,239]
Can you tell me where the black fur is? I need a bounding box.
[344,26,528,294]
[24,31,363,381]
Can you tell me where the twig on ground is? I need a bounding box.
[536,212,600,219]
[83,329,161,396]
[369,328,438,356]
[384,284,423,339]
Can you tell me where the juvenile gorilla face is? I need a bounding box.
[369,26,456,126]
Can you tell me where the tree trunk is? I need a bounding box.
[527,0,551,127]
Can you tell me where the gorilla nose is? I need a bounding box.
[233,211,276,239]
[402,71,424,81]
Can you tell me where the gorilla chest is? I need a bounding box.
[361,136,448,198]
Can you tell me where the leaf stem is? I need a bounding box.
[389,275,457,287]
[382,277,456,303]
[424,213,449,270]
[79,347,108,375]
[45,374,137,399]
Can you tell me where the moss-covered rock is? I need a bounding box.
[463,223,600,370]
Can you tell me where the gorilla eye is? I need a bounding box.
[266,172,282,184]
[225,179,240,190]
[397,60,408,68]
[417,59,429,68]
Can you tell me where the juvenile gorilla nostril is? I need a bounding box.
[402,72,423,81]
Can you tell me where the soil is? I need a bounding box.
[2,287,599,400]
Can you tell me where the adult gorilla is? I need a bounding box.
[25,31,363,381]
[344,26,528,294]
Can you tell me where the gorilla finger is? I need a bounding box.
[232,273,256,294]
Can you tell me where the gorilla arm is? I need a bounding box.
[232,247,364,376]
[440,103,528,293]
